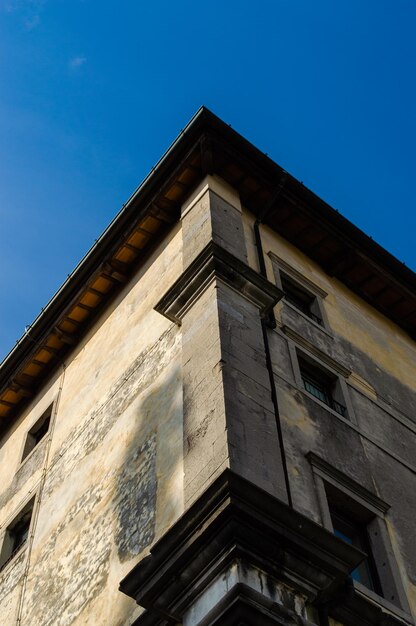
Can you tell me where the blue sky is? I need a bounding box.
[1,1,415,360]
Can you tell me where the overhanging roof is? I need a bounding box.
[1,106,415,432]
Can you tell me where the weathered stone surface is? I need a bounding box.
[115,433,157,562]
[181,177,247,268]
[0,438,46,510]
[43,326,180,501]
[1,230,184,625]
[0,164,415,626]
[21,482,113,626]
[0,550,25,622]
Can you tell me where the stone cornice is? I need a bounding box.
[307,452,390,517]
[154,242,283,324]
[119,469,365,625]
[3,107,416,432]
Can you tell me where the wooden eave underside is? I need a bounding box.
[1,108,415,431]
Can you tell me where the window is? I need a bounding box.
[269,253,329,330]
[21,406,52,462]
[329,506,382,594]
[0,498,34,571]
[307,453,411,613]
[281,274,323,326]
[324,485,385,599]
[298,354,347,417]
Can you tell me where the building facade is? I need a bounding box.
[0,108,415,626]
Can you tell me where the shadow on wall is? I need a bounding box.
[114,363,183,563]
[17,346,183,626]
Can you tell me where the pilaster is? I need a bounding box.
[156,176,287,505]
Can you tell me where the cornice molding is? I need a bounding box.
[2,107,416,431]
[281,325,352,377]
[268,252,328,298]
[306,452,390,517]
[155,241,283,324]
[120,469,365,625]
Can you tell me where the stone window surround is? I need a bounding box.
[269,252,416,440]
[270,252,416,444]
[276,323,416,483]
[286,331,357,424]
[0,493,37,575]
[306,452,412,620]
[16,398,56,471]
[269,252,331,334]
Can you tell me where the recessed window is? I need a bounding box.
[21,406,52,462]
[281,274,323,326]
[298,354,347,417]
[0,498,34,571]
[269,254,329,330]
[307,453,411,613]
[329,506,382,594]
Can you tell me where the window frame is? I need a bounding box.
[20,404,53,464]
[329,505,383,594]
[269,253,330,332]
[307,452,411,615]
[0,495,36,573]
[299,354,348,417]
[291,346,355,422]
[280,273,324,326]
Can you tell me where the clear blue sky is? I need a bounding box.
[1,1,415,361]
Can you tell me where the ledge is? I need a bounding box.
[282,324,351,377]
[155,241,283,324]
[307,452,390,517]
[268,252,328,299]
[328,579,413,626]
[120,469,365,625]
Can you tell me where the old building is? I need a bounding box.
[0,108,415,626]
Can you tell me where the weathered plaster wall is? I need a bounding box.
[0,225,184,625]
[241,208,416,618]
[1,177,415,625]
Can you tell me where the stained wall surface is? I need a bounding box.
[0,175,415,626]
[0,224,184,626]
[242,208,416,620]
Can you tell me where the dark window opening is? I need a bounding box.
[21,406,52,462]
[10,513,31,553]
[312,461,408,611]
[281,275,323,325]
[330,507,383,596]
[298,357,347,417]
[0,499,34,571]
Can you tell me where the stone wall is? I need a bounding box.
[0,174,415,625]
[0,225,184,625]
[242,211,416,620]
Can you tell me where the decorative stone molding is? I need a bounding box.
[155,241,283,324]
[120,469,365,626]
[268,252,328,299]
[306,452,390,518]
[282,325,352,378]
[187,583,317,626]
